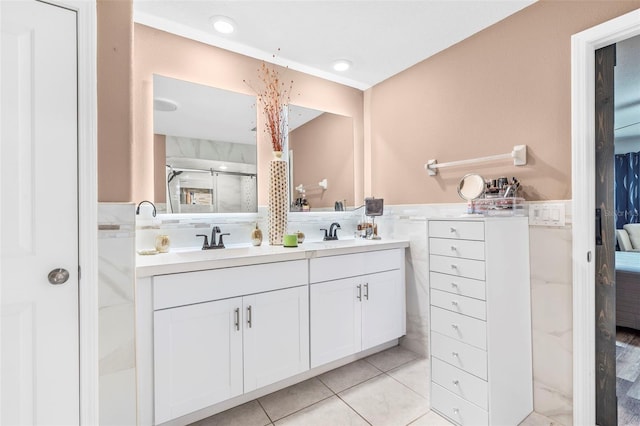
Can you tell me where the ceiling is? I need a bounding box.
[134,0,536,90]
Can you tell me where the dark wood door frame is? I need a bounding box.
[595,43,617,426]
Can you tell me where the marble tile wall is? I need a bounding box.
[135,207,361,252]
[98,203,137,426]
[166,135,257,165]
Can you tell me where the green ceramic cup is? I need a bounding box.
[283,234,298,247]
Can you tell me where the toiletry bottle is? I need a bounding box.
[251,223,263,246]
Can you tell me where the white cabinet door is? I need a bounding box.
[243,286,309,392]
[310,277,362,368]
[362,270,405,350]
[154,298,243,424]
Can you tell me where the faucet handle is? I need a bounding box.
[196,234,210,249]
[218,233,230,248]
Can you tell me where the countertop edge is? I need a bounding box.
[136,239,410,278]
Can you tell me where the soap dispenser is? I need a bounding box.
[251,223,263,246]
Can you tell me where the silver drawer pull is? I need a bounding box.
[453,380,460,386]
[450,264,458,270]
[450,227,456,233]
[453,408,460,415]
[450,282,459,288]
[451,300,459,306]
[452,351,459,358]
[450,245,457,251]
[451,324,459,329]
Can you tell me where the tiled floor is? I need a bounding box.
[190,346,557,426]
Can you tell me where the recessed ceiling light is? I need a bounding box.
[153,98,179,112]
[210,15,236,35]
[332,60,352,72]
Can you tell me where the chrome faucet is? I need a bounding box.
[196,226,229,249]
[321,222,341,241]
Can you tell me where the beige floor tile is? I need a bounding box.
[518,411,560,426]
[258,378,333,422]
[409,410,454,426]
[318,359,383,393]
[189,400,271,426]
[274,395,368,426]
[339,374,429,426]
[387,358,430,399]
[365,346,419,372]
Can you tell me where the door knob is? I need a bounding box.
[48,268,69,285]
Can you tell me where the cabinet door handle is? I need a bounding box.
[247,305,252,328]
[451,323,459,330]
[449,227,456,233]
[234,308,240,331]
[364,283,369,300]
[453,379,460,386]
[357,284,362,301]
[452,351,459,358]
[450,245,457,252]
[451,300,459,307]
[450,264,458,270]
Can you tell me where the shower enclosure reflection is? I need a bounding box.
[153,75,258,213]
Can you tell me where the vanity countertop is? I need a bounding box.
[136,238,409,278]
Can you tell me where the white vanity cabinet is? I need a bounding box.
[428,218,532,426]
[309,249,406,368]
[151,260,309,424]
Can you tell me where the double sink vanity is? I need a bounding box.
[135,237,409,425]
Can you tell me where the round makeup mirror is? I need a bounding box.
[457,173,485,201]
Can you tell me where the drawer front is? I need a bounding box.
[431,332,487,380]
[429,238,484,261]
[430,255,485,281]
[430,272,486,301]
[430,306,487,350]
[431,289,486,321]
[432,383,489,426]
[153,260,308,310]
[310,249,402,283]
[432,358,488,409]
[429,221,484,241]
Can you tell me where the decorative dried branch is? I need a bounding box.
[244,50,294,152]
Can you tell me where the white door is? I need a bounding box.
[1,1,79,424]
[154,298,243,424]
[243,286,309,392]
[310,278,362,368]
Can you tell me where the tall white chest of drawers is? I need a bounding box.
[428,217,532,426]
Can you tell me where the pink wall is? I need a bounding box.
[290,113,354,208]
[368,0,640,204]
[132,24,364,205]
[97,0,133,202]
[153,134,166,203]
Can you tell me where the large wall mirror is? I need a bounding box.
[153,75,258,214]
[288,105,354,211]
[152,75,356,214]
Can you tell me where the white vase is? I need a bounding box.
[268,153,288,245]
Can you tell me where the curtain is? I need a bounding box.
[615,151,640,229]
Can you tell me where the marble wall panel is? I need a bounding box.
[98,203,137,426]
